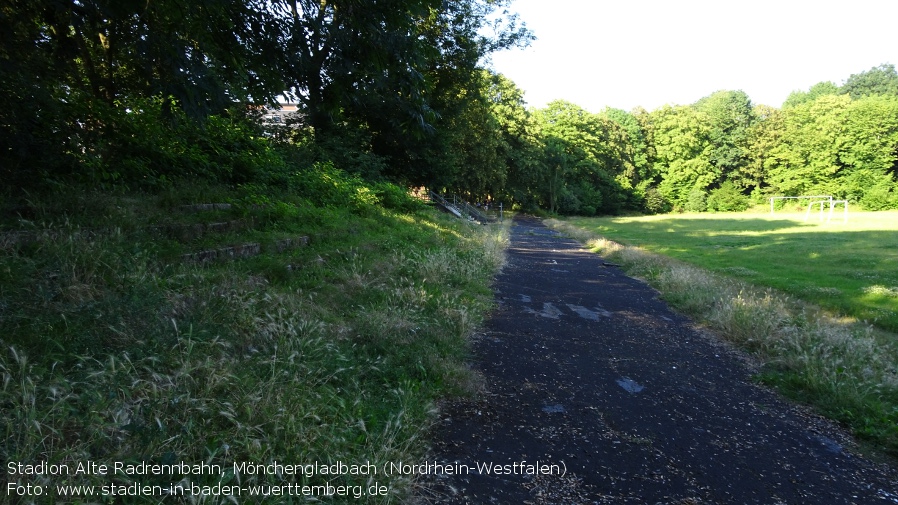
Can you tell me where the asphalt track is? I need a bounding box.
[424,215,898,504]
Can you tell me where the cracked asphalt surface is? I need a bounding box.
[424,215,898,504]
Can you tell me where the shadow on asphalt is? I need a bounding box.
[422,215,898,505]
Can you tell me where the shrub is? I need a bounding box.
[373,182,426,213]
[707,181,751,212]
[556,181,603,216]
[860,182,898,211]
[685,188,707,212]
[643,187,672,214]
[556,187,581,215]
[288,161,381,213]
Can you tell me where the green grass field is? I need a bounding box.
[568,211,898,333]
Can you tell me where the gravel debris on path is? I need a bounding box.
[422,215,898,504]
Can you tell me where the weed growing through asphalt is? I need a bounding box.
[0,187,508,503]
[546,218,898,458]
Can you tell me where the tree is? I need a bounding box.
[2,0,287,185]
[764,94,852,196]
[782,81,841,108]
[1,0,72,181]
[532,101,631,214]
[46,0,282,112]
[541,137,570,214]
[841,64,898,99]
[629,107,666,211]
[278,0,439,134]
[740,104,783,193]
[839,95,898,208]
[486,72,544,209]
[648,105,713,207]
[761,93,898,208]
[600,108,648,190]
[693,90,756,190]
[441,76,506,199]
[328,0,532,186]
[2,0,534,193]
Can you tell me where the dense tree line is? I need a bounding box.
[0,0,531,190]
[3,2,897,214]
[490,64,898,214]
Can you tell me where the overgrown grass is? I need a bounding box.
[546,217,898,459]
[1,183,507,504]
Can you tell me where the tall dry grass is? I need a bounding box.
[1,201,509,503]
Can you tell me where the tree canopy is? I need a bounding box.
[1,0,531,188]
[3,2,897,214]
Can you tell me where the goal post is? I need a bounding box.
[829,200,849,223]
[805,199,830,221]
[768,195,848,223]
[769,195,832,214]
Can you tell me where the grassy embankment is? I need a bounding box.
[1,182,507,504]
[548,211,898,458]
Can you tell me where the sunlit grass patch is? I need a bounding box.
[564,211,898,333]
[864,285,898,298]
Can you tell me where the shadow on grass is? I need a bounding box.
[569,215,898,333]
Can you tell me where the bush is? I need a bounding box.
[373,182,426,213]
[860,182,898,211]
[557,181,603,216]
[643,187,672,214]
[555,187,581,215]
[281,122,388,180]
[39,97,293,189]
[685,188,707,212]
[288,162,381,213]
[707,181,751,212]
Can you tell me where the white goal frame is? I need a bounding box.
[768,195,848,223]
[769,195,832,214]
[811,199,848,223]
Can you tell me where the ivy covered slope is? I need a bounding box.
[0,173,507,503]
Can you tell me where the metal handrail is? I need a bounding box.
[428,191,495,223]
[428,191,463,219]
[454,199,493,223]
